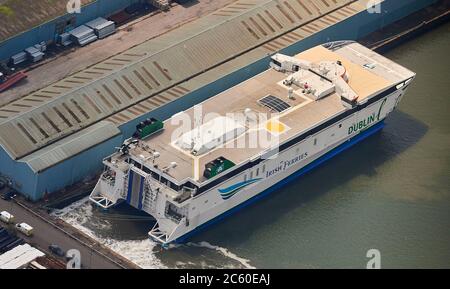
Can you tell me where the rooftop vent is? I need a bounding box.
[175,116,245,156]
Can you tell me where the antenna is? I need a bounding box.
[163,161,178,173]
[244,108,252,124]
[152,151,160,163]
[288,87,294,100]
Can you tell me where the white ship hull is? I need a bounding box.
[164,87,404,244]
[91,83,409,245]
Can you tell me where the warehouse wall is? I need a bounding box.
[32,134,123,201]
[0,0,142,61]
[1,133,123,201]
[0,147,38,200]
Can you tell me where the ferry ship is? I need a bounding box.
[89,41,415,245]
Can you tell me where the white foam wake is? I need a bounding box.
[51,196,91,217]
[52,199,254,269]
[187,241,255,269]
[52,199,165,269]
[102,238,166,269]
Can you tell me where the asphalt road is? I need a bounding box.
[0,194,122,269]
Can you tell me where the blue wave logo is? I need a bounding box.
[218,178,262,200]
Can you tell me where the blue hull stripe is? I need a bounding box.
[138,175,144,210]
[219,178,262,200]
[170,121,385,244]
[126,170,133,204]
[218,178,262,194]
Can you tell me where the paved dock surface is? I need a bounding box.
[0,0,237,107]
[0,194,134,269]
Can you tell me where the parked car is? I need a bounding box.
[1,189,16,201]
[48,244,65,257]
[0,211,14,224]
[15,223,33,236]
[0,181,6,190]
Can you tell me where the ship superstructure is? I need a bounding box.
[90,42,415,245]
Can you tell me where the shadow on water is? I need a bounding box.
[85,201,156,240]
[185,109,428,247]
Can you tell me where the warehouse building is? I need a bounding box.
[0,0,143,61]
[0,0,437,200]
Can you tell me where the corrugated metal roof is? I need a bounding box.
[20,121,120,172]
[0,244,32,264]
[0,244,45,269]
[85,17,112,30]
[0,0,359,162]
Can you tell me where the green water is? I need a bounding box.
[181,22,450,269]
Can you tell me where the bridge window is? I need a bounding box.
[143,166,151,174]
[169,182,180,191]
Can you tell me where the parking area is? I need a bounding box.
[0,187,134,269]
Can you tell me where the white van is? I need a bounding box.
[15,222,33,236]
[0,211,14,224]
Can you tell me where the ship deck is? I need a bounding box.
[122,44,400,184]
